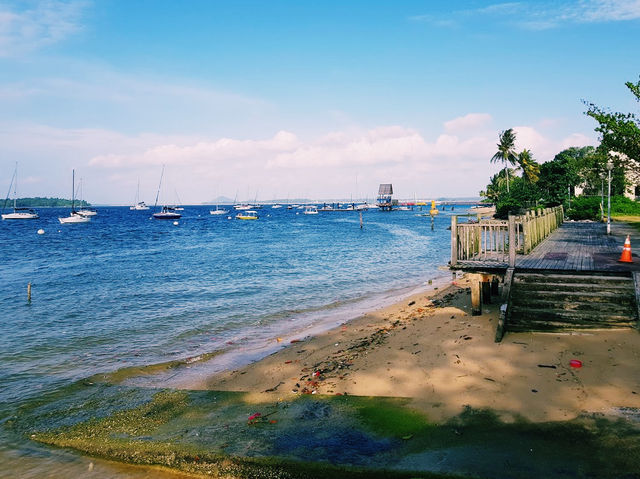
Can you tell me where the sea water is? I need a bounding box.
[0,204,466,476]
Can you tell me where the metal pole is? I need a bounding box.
[607,168,612,235]
[601,177,604,221]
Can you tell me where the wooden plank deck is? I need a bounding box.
[455,221,640,274]
[517,222,624,272]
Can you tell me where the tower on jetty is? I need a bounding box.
[377,184,393,211]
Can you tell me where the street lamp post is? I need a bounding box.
[607,159,614,235]
[599,172,606,222]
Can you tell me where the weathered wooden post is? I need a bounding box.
[482,275,492,304]
[471,273,482,315]
[508,214,516,267]
[450,215,458,266]
[359,211,363,229]
[27,282,31,303]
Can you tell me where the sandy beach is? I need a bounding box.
[203,276,640,424]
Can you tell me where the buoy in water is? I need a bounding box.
[173,221,179,226]
[569,359,582,368]
[37,229,45,235]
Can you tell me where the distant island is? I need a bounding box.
[2,197,91,208]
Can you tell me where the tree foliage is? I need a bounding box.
[490,129,518,193]
[584,77,640,163]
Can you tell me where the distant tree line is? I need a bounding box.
[2,197,91,208]
[482,76,640,219]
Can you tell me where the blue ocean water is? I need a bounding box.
[0,205,463,411]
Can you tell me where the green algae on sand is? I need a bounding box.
[10,383,640,479]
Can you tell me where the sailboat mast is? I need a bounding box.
[71,169,75,213]
[13,162,17,210]
[154,166,164,208]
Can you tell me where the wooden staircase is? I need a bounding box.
[505,271,639,333]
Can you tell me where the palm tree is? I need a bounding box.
[491,129,518,193]
[518,149,540,183]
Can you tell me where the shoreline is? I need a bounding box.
[197,274,640,424]
[111,271,456,391]
[11,268,640,478]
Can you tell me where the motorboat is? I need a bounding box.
[130,201,150,210]
[236,210,258,220]
[2,163,39,220]
[271,204,282,209]
[303,205,318,215]
[59,170,91,224]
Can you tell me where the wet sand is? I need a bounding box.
[202,277,640,424]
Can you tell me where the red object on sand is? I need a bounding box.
[569,359,582,368]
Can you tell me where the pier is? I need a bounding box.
[450,208,640,341]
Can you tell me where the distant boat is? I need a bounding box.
[303,205,318,215]
[75,178,97,217]
[234,204,253,211]
[236,210,258,220]
[153,206,182,220]
[2,163,39,220]
[271,204,282,209]
[130,179,149,210]
[152,165,181,220]
[59,170,90,224]
[210,204,228,215]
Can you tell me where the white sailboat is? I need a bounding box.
[75,178,97,216]
[2,163,39,220]
[210,199,228,215]
[130,179,149,210]
[59,169,91,224]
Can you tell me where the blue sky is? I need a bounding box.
[1,0,639,204]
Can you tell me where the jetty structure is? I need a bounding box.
[377,183,393,210]
[450,207,640,342]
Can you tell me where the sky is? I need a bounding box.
[1,0,639,204]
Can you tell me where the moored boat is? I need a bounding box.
[236,210,258,220]
[2,163,39,220]
[59,170,91,224]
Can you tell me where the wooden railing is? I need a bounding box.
[450,206,564,267]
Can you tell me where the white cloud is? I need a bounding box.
[1,117,598,203]
[444,113,493,133]
[411,1,640,30]
[0,0,88,57]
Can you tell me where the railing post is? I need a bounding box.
[450,215,458,266]
[508,214,516,267]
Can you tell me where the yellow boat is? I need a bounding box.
[236,210,259,220]
[429,200,439,215]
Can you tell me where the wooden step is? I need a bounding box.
[510,307,634,324]
[513,273,632,286]
[512,281,634,293]
[512,298,635,313]
[511,290,636,305]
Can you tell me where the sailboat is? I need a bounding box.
[152,166,181,220]
[130,179,149,210]
[59,169,91,224]
[2,163,39,220]
[75,178,97,216]
[210,197,228,215]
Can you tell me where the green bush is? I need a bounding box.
[611,196,640,215]
[566,196,601,220]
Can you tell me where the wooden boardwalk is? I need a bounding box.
[454,221,640,273]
